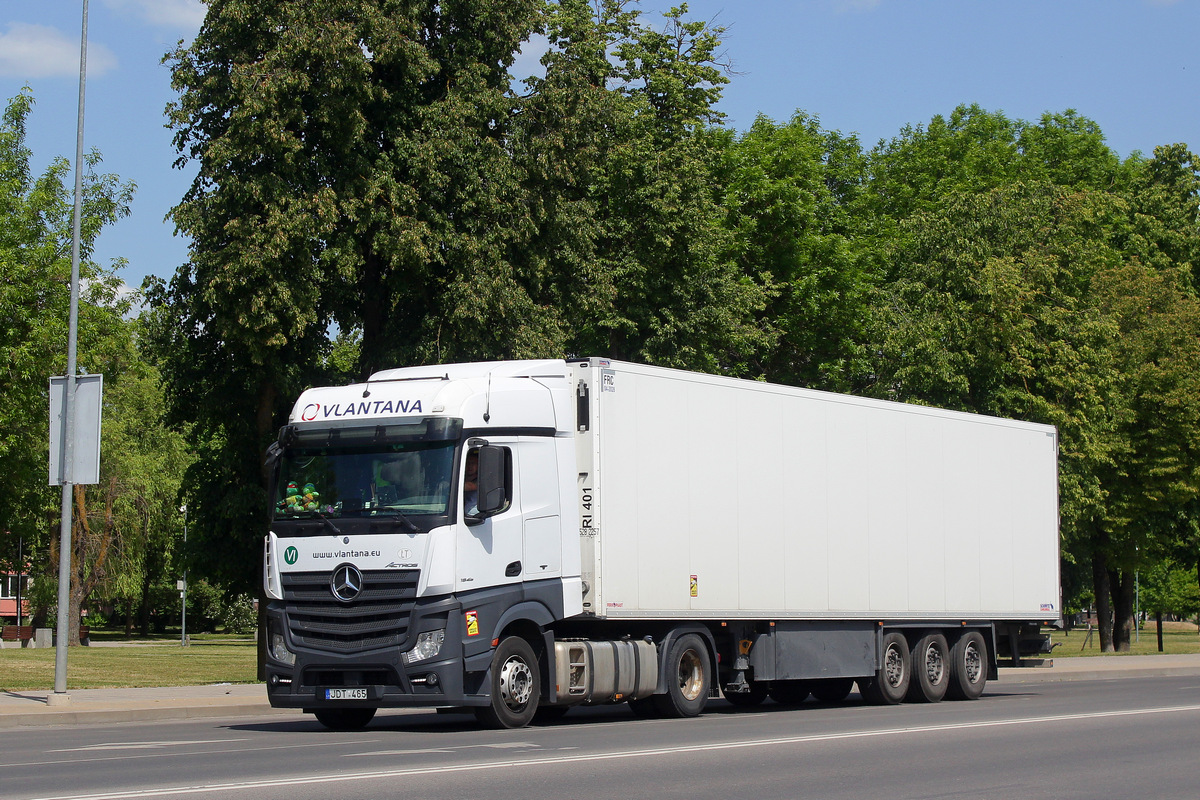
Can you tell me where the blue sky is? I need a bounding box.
[2,0,1196,291]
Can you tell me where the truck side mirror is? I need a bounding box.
[475,445,509,517]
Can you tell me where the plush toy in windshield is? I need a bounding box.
[280,482,304,513]
[303,483,320,511]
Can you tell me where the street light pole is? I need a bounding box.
[51,0,90,705]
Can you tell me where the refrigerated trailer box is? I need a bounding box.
[263,358,1060,729]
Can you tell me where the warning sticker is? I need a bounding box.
[465,610,479,637]
[690,575,698,597]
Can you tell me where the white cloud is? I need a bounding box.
[102,0,206,30]
[0,23,118,79]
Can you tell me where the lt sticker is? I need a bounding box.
[284,546,299,565]
[465,610,480,637]
[690,574,698,597]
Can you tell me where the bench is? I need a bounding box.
[1,626,33,647]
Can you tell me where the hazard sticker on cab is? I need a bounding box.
[465,610,479,637]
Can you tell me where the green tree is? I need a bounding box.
[716,112,869,389]
[0,91,188,644]
[0,90,135,627]
[520,0,768,371]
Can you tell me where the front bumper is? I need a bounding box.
[264,595,485,710]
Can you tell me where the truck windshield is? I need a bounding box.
[275,440,455,522]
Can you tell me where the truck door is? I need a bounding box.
[456,440,524,590]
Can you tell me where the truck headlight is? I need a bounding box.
[402,629,445,664]
[271,631,296,665]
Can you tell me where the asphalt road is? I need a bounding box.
[3,674,1199,800]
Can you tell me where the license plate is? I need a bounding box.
[324,688,368,700]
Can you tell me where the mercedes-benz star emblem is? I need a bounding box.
[331,564,364,602]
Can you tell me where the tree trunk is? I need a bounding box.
[1092,552,1114,652]
[1156,610,1164,652]
[1109,568,1135,652]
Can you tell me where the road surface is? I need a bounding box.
[3,674,1198,800]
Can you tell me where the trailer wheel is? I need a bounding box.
[860,631,911,705]
[768,681,810,705]
[947,631,988,700]
[475,636,541,729]
[723,681,769,707]
[809,678,854,704]
[906,632,950,703]
[313,707,376,731]
[653,633,711,718]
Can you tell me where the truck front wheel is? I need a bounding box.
[475,636,541,729]
[313,707,376,731]
[653,633,711,718]
[860,631,911,705]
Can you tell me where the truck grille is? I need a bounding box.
[281,570,420,654]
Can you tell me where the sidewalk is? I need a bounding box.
[1,654,1198,728]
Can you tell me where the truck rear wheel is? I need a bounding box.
[653,633,710,718]
[768,681,810,705]
[906,632,950,703]
[809,678,854,703]
[475,636,541,729]
[860,631,910,705]
[723,680,769,707]
[313,707,376,731]
[947,631,987,700]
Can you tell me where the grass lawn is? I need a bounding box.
[1050,620,1200,657]
[0,640,258,692]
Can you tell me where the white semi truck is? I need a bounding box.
[263,358,1060,729]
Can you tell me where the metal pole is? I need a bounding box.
[52,0,89,702]
[15,537,22,627]
[181,505,187,647]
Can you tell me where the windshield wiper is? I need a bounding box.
[381,509,419,532]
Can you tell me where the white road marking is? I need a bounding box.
[50,740,248,752]
[26,704,1200,800]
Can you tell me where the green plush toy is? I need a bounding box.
[303,482,320,511]
[283,482,304,513]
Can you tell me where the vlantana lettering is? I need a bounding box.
[314,550,383,559]
[301,400,422,421]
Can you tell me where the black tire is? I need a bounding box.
[533,704,571,723]
[313,707,376,731]
[947,631,988,701]
[906,632,950,703]
[768,680,810,705]
[628,696,660,718]
[474,636,541,729]
[860,631,911,705]
[809,678,854,704]
[724,681,769,707]
[652,633,711,718]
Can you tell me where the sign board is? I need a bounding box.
[49,374,103,485]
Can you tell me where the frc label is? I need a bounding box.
[465,610,480,637]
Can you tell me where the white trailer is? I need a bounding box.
[263,358,1060,729]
